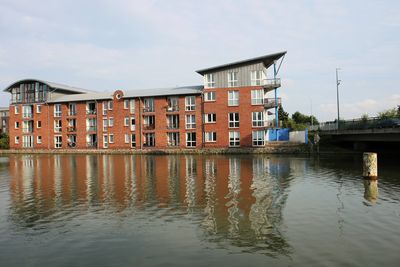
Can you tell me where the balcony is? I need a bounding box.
[167,124,179,130]
[22,113,33,119]
[166,106,179,112]
[67,126,77,132]
[22,127,33,133]
[86,126,97,132]
[143,107,154,113]
[143,124,155,130]
[264,97,282,109]
[262,78,281,89]
[68,111,77,116]
[86,142,97,148]
[86,110,97,115]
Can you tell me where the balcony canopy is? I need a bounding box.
[3,79,93,94]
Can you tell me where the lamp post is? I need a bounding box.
[336,68,341,130]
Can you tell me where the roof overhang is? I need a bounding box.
[2,78,93,94]
[196,51,287,75]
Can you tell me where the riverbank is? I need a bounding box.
[0,142,360,155]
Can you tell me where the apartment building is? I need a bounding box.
[4,51,286,150]
[0,107,9,134]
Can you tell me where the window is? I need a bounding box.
[229,113,239,128]
[87,102,96,115]
[37,136,42,144]
[228,72,238,87]
[130,99,135,114]
[204,73,215,88]
[251,89,264,105]
[143,116,155,130]
[22,105,33,118]
[229,131,240,147]
[109,117,114,127]
[204,91,216,101]
[22,121,33,133]
[102,101,107,115]
[186,114,196,129]
[186,132,196,147]
[167,97,179,111]
[55,136,62,148]
[103,134,108,148]
[130,117,136,131]
[228,90,239,106]
[68,103,76,116]
[125,134,130,143]
[205,132,217,142]
[22,136,33,148]
[54,104,62,117]
[15,122,19,129]
[167,115,179,129]
[36,105,41,113]
[131,134,136,148]
[108,101,113,110]
[144,133,155,147]
[124,100,129,109]
[14,106,20,114]
[15,136,19,144]
[109,134,114,143]
[252,131,265,146]
[204,113,216,123]
[251,70,264,86]
[103,118,108,131]
[37,121,41,128]
[167,132,180,147]
[252,112,264,127]
[143,98,154,112]
[67,135,77,147]
[185,96,196,111]
[54,120,62,132]
[124,117,129,126]
[87,118,97,131]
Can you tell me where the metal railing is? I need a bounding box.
[22,113,33,119]
[86,142,97,148]
[86,126,97,131]
[166,106,179,112]
[86,110,97,115]
[263,78,281,88]
[143,124,155,130]
[143,107,154,113]
[167,124,179,129]
[22,127,33,133]
[264,97,281,109]
[68,111,77,116]
[67,126,77,132]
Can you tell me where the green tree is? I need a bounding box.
[0,133,9,149]
[377,108,398,119]
[292,111,319,125]
[278,104,289,123]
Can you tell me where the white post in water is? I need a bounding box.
[363,152,378,179]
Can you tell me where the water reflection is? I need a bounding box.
[8,154,301,255]
[364,179,379,203]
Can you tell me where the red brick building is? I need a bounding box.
[4,52,286,150]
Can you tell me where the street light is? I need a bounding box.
[336,68,341,130]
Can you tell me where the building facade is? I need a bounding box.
[0,107,9,134]
[4,52,286,150]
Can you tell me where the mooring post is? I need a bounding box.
[363,152,377,179]
[363,179,378,202]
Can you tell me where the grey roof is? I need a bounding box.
[3,79,94,94]
[123,85,203,98]
[47,92,113,103]
[0,107,9,111]
[196,51,287,75]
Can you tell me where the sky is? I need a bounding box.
[0,0,399,121]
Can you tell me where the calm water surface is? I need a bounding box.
[0,154,399,266]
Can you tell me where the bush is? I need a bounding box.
[0,133,9,149]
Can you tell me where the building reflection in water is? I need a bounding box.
[8,154,300,255]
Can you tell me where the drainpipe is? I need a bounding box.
[138,97,142,149]
[200,91,205,148]
[274,61,279,129]
[95,100,99,149]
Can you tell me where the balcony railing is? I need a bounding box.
[67,126,77,132]
[86,110,97,115]
[262,78,281,89]
[22,113,33,119]
[22,127,33,133]
[86,142,97,148]
[166,106,179,112]
[167,124,179,130]
[143,124,155,130]
[143,107,154,113]
[264,97,282,109]
[86,126,97,131]
[68,111,77,116]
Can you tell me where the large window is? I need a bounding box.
[251,70,264,86]
[167,97,179,112]
[109,134,114,143]
[185,96,196,111]
[228,90,239,106]
[125,134,130,144]
[252,112,264,127]
[87,102,96,115]
[54,120,62,132]
[130,99,135,114]
[54,136,62,148]
[204,132,217,143]
[143,115,155,130]
[124,100,129,109]
[102,101,107,115]
[130,117,136,131]
[228,72,238,87]
[251,89,264,105]
[108,100,113,110]
[186,132,196,147]
[22,105,33,118]
[204,113,216,123]
[252,130,265,146]
[167,115,179,129]
[124,117,129,127]
[185,114,196,129]
[131,134,136,148]
[204,91,216,102]
[103,118,108,131]
[108,117,114,127]
[103,134,108,148]
[229,113,239,128]
[229,131,240,147]
[68,103,76,116]
[167,132,180,147]
[143,98,154,112]
[144,133,155,147]
[204,73,215,88]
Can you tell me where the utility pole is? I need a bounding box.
[336,68,341,130]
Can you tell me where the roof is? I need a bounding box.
[47,92,113,103]
[123,85,203,98]
[196,51,287,75]
[0,107,9,111]
[3,79,94,94]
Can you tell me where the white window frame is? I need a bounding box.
[251,70,264,86]
[228,90,239,106]
[54,104,62,117]
[228,72,238,87]
[108,100,113,110]
[68,103,77,116]
[186,132,196,147]
[37,136,42,144]
[14,106,20,114]
[109,134,114,143]
[167,132,180,147]
[37,121,41,128]
[252,112,264,127]
[252,130,265,146]
[124,100,129,109]
[103,118,108,132]
[130,99,135,114]
[185,96,196,111]
[124,117,129,127]
[204,113,216,123]
[108,117,114,127]
[251,89,264,105]
[185,114,196,129]
[36,105,41,113]
[130,117,136,131]
[229,131,240,147]
[204,91,216,102]
[131,134,136,148]
[204,73,215,88]
[54,135,62,148]
[15,136,19,144]
[103,134,108,148]
[15,122,19,129]
[229,113,239,128]
[204,132,217,143]
[54,119,62,133]
[124,134,130,144]
[102,101,107,116]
